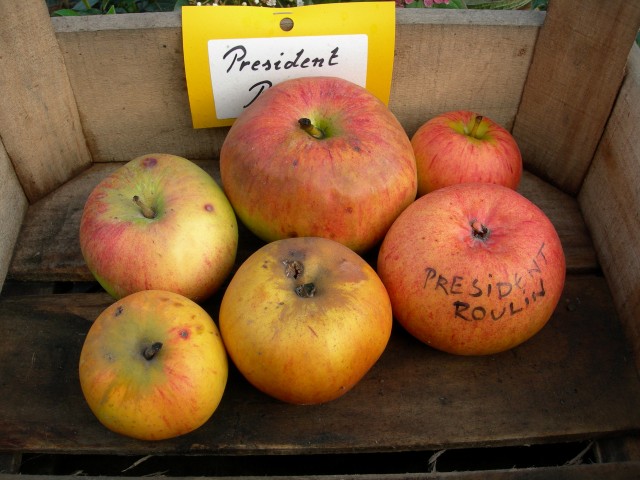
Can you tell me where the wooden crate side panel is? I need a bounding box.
[0,2,92,203]
[512,0,640,195]
[0,138,28,293]
[52,11,542,162]
[578,45,640,373]
[391,22,539,138]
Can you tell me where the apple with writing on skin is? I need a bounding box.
[411,110,522,196]
[220,76,417,254]
[377,182,565,356]
[79,289,228,441]
[219,236,393,405]
[79,153,238,301]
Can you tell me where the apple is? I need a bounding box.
[411,110,522,196]
[79,153,238,301]
[78,289,228,441]
[220,76,417,254]
[377,182,565,356]
[219,236,393,404]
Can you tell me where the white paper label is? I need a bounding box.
[208,34,368,120]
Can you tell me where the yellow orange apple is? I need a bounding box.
[79,290,228,440]
[219,236,393,404]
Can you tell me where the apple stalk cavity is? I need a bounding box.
[468,114,483,138]
[143,341,163,360]
[133,195,156,219]
[298,117,325,139]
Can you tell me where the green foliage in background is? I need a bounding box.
[47,0,547,15]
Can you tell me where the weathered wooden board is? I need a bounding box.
[50,10,542,163]
[512,0,640,195]
[579,45,640,374]
[3,462,640,480]
[5,163,597,284]
[0,2,92,204]
[1,274,639,455]
[0,139,28,293]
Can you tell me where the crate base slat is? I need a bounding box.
[6,162,599,285]
[1,272,638,455]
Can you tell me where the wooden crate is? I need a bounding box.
[1,1,640,478]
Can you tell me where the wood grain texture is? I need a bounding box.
[511,0,640,195]
[391,21,539,138]
[578,45,640,373]
[6,163,597,283]
[0,139,28,292]
[51,10,542,162]
[0,2,92,203]
[0,274,638,455]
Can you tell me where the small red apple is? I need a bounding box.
[79,290,228,441]
[220,76,417,254]
[79,153,238,301]
[377,182,565,356]
[219,236,393,404]
[411,111,522,196]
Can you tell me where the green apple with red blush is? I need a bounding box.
[79,153,238,301]
[411,110,523,196]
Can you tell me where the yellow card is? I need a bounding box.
[182,3,396,128]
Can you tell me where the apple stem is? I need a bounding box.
[142,342,163,360]
[133,195,156,219]
[295,282,316,298]
[469,115,483,139]
[298,118,325,140]
[471,220,490,241]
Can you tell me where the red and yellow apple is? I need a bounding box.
[377,182,565,356]
[220,76,417,254]
[219,236,393,405]
[79,153,238,301]
[78,289,228,441]
[411,111,522,196]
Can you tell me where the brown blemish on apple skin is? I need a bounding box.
[179,329,189,339]
[114,306,124,317]
[204,203,214,212]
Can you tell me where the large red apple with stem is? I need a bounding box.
[411,110,522,196]
[79,290,228,441]
[219,236,393,405]
[220,76,417,254]
[377,182,566,356]
[79,153,238,301]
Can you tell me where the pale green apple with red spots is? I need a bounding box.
[411,110,523,196]
[78,289,228,441]
[219,236,393,405]
[79,153,238,301]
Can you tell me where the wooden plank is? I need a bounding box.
[0,2,92,203]
[0,139,28,292]
[6,162,597,283]
[1,274,638,455]
[578,45,640,374]
[391,14,540,138]
[51,10,542,162]
[4,462,640,480]
[517,171,598,274]
[511,0,640,195]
